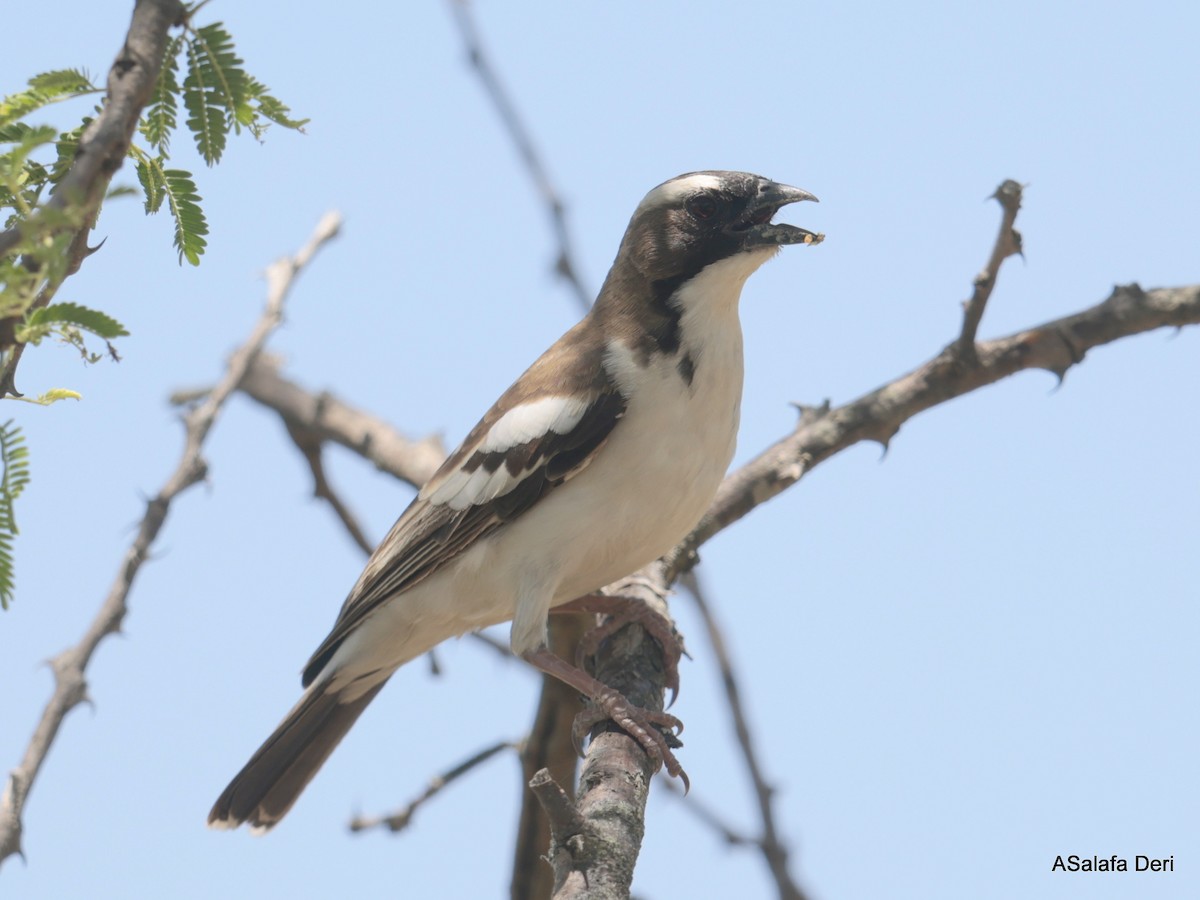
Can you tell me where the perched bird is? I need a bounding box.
[209,170,822,831]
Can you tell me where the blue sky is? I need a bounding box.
[2,2,1197,898]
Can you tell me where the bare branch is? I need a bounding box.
[235,358,446,489]
[533,574,673,898]
[955,179,1025,358]
[445,0,592,313]
[283,420,374,555]
[0,211,341,867]
[349,739,518,834]
[512,618,586,900]
[678,281,1200,573]
[529,768,589,898]
[680,570,809,900]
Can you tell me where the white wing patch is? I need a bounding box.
[482,395,590,452]
[423,395,592,510]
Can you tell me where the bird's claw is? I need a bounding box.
[571,686,690,792]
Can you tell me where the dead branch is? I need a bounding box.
[0,211,341,867]
[349,739,518,834]
[680,570,808,900]
[955,179,1024,358]
[236,357,446,489]
[445,0,591,313]
[677,280,1200,573]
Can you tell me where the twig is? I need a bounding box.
[0,0,186,396]
[446,0,592,313]
[657,777,753,847]
[954,179,1024,359]
[680,570,808,900]
[511,617,585,900]
[529,768,589,899]
[349,739,518,833]
[675,282,1200,576]
[283,420,374,555]
[234,357,446,489]
[0,211,341,867]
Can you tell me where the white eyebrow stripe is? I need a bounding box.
[639,173,724,210]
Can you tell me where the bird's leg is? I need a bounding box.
[521,646,688,789]
[552,592,685,706]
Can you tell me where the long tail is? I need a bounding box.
[208,677,387,832]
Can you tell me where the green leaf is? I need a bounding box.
[0,69,97,128]
[50,119,88,182]
[161,168,208,264]
[134,151,167,213]
[24,302,129,340]
[182,23,248,165]
[0,122,43,143]
[141,36,182,153]
[0,420,30,610]
[243,77,309,137]
[27,69,95,95]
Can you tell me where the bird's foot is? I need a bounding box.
[522,646,689,790]
[554,592,685,706]
[571,688,689,791]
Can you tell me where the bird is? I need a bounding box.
[209,170,822,831]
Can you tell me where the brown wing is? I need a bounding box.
[301,323,625,686]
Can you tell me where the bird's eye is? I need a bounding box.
[686,194,719,221]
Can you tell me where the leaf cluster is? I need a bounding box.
[0,420,30,609]
[0,12,305,609]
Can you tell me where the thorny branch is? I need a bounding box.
[676,278,1200,575]
[680,570,808,900]
[955,179,1024,358]
[0,0,186,397]
[0,212,341,868]
[349,739,519,834]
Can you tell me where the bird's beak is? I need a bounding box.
[736,181,824,248]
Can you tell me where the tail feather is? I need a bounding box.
[208,678,387,831]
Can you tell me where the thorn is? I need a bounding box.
[85,236,108,257]
[790,399,831,426]
[1046,366,1069,391]
[873,424,899,459]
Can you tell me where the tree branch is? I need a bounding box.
[955,179,1023,358]
[0,0,185,395]
[0,211,341,867]
[445,0,591,313]
[677,280,1200,575]
[511,617,586,900]
[233,357,446,489]
[349,739,518,834]
[680,570,808,900]
[532,573,669,897]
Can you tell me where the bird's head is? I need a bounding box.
[620,170,822,283]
